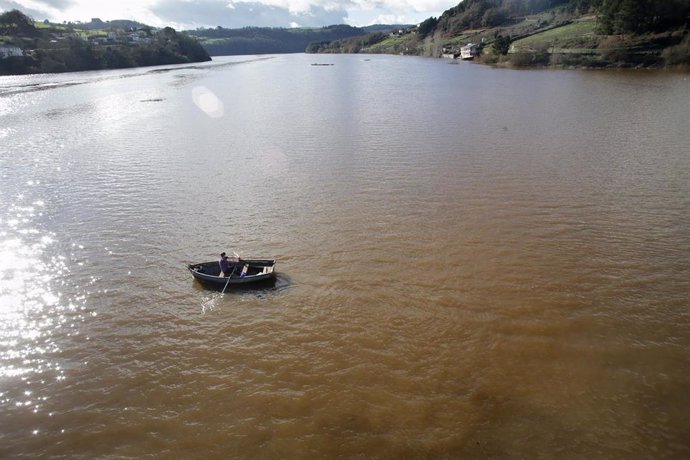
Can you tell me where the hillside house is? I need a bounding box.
[127,31,151,44]
[460,43,479,60]
[0,45,23,59]
[442,46,461,59]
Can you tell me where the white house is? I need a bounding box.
[0,45,23,59]
[460,43,480,60]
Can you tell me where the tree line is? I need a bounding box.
[306,32,389,54]
[432,0,689,37]
[596,0,690,34]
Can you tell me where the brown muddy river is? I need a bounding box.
[1,54,689,458]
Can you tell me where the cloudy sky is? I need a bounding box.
[0,0,458,29]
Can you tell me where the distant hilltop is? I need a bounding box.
[0,9,210,75]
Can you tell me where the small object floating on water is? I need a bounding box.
[187,257,276,289]
[311,63,334,66]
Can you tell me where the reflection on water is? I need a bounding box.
[199,274,293,312]
[0,56,273,98]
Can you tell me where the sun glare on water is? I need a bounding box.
[0,193,89,424]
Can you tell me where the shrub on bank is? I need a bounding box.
[478,52,500,65]
[662,34,690,65]
[509,51,550,67]
[548,53,609,68]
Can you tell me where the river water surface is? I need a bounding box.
[1,54,689,458]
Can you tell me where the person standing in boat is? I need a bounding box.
[219,252,232,277]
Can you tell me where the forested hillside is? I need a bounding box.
[0,10,210,75]
[310,0,690,68]
[434,0,689,35]
[186,25,399,56]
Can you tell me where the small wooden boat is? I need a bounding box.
[187,258,276,288]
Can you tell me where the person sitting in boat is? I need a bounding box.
[219,252,232,277]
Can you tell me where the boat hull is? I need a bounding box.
[187,259,276,288]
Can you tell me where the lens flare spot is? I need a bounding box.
[192,86,224,118]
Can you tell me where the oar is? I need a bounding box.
[221,266,236,294]
[221,276,231,294]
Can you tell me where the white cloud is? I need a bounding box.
[151,0,349,29]
[1,0,456,28]
[372,13,406,24]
